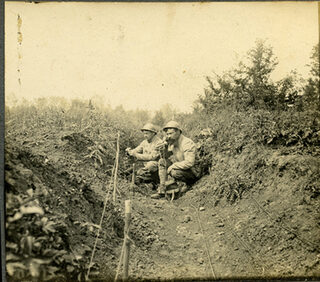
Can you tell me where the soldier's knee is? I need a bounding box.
[136,168,146,176]
[170,169,182,179]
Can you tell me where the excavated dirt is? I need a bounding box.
[5,126,320,281]
[122,171,320,280]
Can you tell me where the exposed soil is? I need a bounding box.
[5,126,320,281]
[123,172,320,280]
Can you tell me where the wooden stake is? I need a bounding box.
[113,132,120,203]
[123,200,131,281]
[131,162,136,186]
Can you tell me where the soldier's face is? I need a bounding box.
[143,131,155,142]
[165,128,180,143]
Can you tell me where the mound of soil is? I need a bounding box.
[5,125,320,280]
[124,148,320,280]
[5,128,156,280]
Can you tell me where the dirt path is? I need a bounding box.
[128,192,209,280]
[125,190,264,280]
[111,182,320,280]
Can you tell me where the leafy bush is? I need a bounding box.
[303,44,320,111]
[196,41,319,113]
[5,97,150,177]
[6,189,89,281]
[177,105,320,203]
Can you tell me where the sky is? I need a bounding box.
[5,1,319,113]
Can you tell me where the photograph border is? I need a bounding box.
[1,1,319,281]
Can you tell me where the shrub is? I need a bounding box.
[6,189,87,281]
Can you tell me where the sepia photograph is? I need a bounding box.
[4,1,320,281]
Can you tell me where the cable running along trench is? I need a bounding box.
[249,195,320,252]
[86,133,120,281]
[216,212,265,274]
[114,216,133,281]
[192,184,319,279]
[191,205,216,279]
[85,178,114,280]
[199,196,266,275]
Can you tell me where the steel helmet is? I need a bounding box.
[163,121,182,132]
[140,123,157,134]
[199,128,213,137]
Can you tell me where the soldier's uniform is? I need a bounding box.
[158,133,198,185]
[153,121,199,198]
[129,123,161,185]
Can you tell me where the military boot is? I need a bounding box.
[151,184,166,199]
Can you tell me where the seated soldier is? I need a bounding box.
[151,121,199,199]
[126,123,161,188]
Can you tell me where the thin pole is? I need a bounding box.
[131,162,136,187]
[123,200,131,281]
[113,132,120,203]
[86,168,115,280]
[114,240,125,282]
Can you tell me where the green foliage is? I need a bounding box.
[197,40,280,112]
[6,97,148,176]
[6,189,88,281]
[243,40,278,109]
[304,44,320,111]
[5,97,152,280]
[178,105,320,202]
[209,145,270,203]
[191,41,320,202]
[194,108,319,161]
[276,71,305,110]
[308,44,319,79]
[197,41,319,113]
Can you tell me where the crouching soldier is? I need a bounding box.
[126,123,161,188]
[151,121,199,199]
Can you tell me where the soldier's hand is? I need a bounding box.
[125,148,134,156]
[156,141,167,151]
[167,165,174,174]
[131,151,138,158]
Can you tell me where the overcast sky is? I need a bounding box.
[5,1,318,113]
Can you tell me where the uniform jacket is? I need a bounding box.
[131,135,161,171]
[167,134,196,171]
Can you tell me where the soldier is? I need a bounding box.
[151,121,199,199]
[126,123,161,187]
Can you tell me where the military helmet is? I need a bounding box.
[199,128,213,137]
[163,121,182,132]
[140,123,157,134]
